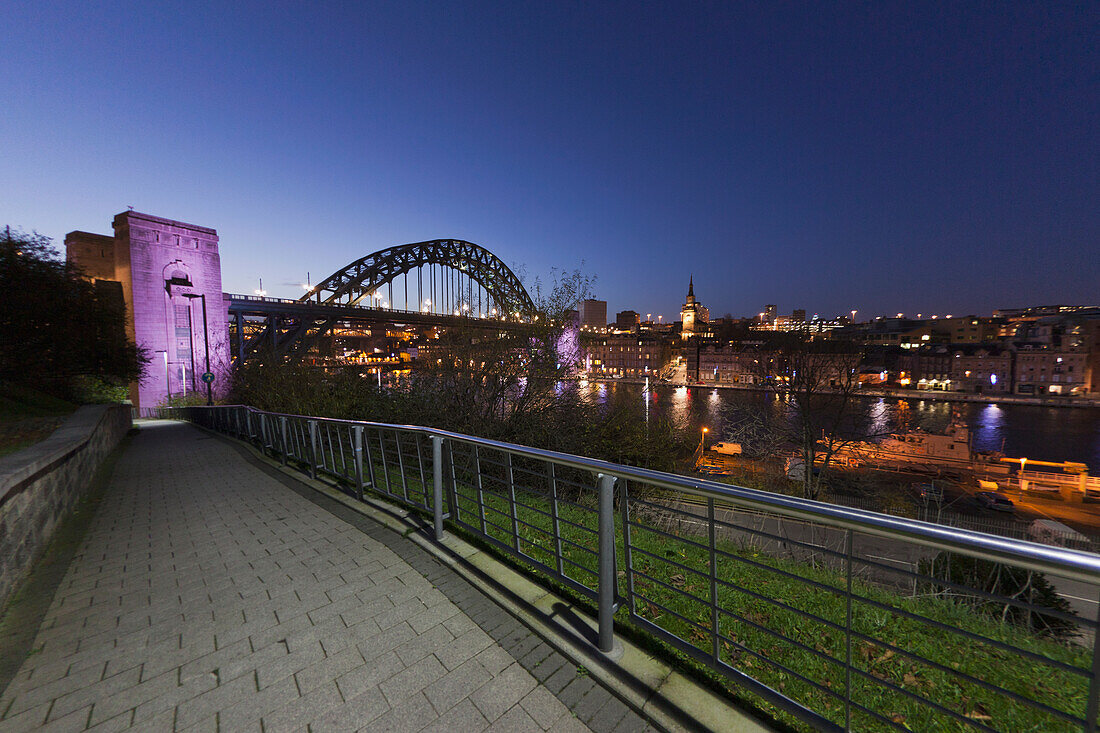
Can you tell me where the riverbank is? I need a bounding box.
[583,376,1100,408]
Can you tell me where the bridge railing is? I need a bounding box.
[225,292,532,322]
[165,405,1100,733]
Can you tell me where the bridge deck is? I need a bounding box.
[0,422,646,732]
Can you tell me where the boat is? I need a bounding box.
[833,422,1010,475]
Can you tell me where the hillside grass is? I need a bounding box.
[274,423,1093,732]
[0,382,76,457]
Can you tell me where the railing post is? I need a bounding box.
[308,420,318,479]
[1085,586,1100,732]
[845,528,854,731]
[432,435,445,541]
[353,425,365,501]
[597,473,617,654]
[279,416,288,465]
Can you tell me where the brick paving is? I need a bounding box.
[0,421,651,732]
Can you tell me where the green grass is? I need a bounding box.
[0,382,76,457]
[287,425,1093,732]
[0,382,76,422]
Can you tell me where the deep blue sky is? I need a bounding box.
[3,2,1096,321]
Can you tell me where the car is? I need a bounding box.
[975,491,1014,512]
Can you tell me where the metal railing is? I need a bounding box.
[164,405,1100,732]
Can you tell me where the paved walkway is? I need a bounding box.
[0,421,646,732]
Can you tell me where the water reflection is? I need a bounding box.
[971,404,1005,453]
[589,382,1100,471]
[867,398,890,437]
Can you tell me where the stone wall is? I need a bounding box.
[0,405,131,610]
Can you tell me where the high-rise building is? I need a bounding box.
[616,310,641,329]
[764,304,777,322]
[792,309,806,323]
[579,299,607,329]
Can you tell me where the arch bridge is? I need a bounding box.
[228,239,538,364]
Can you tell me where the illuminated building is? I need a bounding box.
[679,276,709,340]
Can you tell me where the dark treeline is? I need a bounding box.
[233,270,693,473]
[0,228,146,401]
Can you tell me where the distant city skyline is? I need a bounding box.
[3,3,1096,319]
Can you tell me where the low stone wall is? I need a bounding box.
[0,404,131,610]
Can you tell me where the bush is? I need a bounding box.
[921,552,1078,639]
[0,228,146,398]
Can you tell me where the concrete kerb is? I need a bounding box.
[185,419,779,733]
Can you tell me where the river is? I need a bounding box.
[584,381,1100,473]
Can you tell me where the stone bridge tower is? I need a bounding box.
[66,211,229,409]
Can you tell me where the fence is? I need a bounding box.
[824,493,1100,554]
[166,406,1100,733]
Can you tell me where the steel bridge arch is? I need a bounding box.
[302,239,536,314]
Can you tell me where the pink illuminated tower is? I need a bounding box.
[66,211,230,409]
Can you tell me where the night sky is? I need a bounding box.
[2,2,1096,321]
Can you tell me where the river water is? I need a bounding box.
[585,381,1100,473]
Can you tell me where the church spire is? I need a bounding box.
[688,275,694,298]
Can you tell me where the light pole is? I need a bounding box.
[700,427,709,451]
[182,293,213,406]
[155,350,170,401]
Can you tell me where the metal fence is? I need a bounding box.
[825,492,1100,553]
[164,406,1100,733]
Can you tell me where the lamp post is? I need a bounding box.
[700,427,709,451]
[155,349,170,401]
[182,293,213,406]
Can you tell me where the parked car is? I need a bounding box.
[710,442,742,455]
[974,491,1014,512]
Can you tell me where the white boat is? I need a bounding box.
[835,422,1009,474]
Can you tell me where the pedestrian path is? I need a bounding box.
[0,421,645,732]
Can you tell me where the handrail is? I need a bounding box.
[163,404,1100,732]
[207,404,1100,586]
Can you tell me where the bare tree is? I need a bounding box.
[728,334,873,500]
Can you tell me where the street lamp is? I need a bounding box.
[700,426,709,451]
[182,293,213,406]
[154,349,170,401]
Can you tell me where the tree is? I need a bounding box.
[725,333,872,500]
[921,552,1078,639]
[0,227,147,397]
[231,266,693,476]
